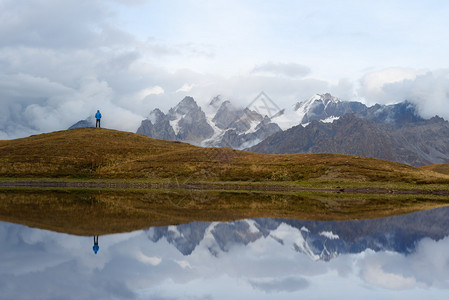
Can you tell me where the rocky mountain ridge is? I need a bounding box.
[137,95,282,149]
[145,206,449,261]
[249,112,449,166]
[69,93,449,166]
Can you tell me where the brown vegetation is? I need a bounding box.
[1,128,449,185]
[420,164,449,176]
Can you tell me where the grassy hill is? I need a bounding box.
[420,164,449,176]
[1,128,449,185]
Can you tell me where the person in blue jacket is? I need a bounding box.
[93,235,99,254]
[95,110,102,128]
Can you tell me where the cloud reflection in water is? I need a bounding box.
[1,207,449,299]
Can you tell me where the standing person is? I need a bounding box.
[95,110,102,128]
[93,236,99,255]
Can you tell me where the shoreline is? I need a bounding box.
[1,179,449,195]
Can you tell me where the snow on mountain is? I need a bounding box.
[133,93,376,149]
[129,92,449,162]
[201,114,226,146]
[146,207,449,261]
[145,205,449,263]
[267,93,351,130]
[200,100,281,149]
[294,94,329,124]
[246,220,261,234]
[270,223,320,261]
[169,118,181,135]
[70,91,448,166]
[136,108,176,141]
[145,219,349,262]
[136,96,215,145]
[319,231,340,240]
[293,93,350,125]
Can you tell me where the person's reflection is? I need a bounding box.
[93,235,99,254]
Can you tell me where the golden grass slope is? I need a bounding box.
[420,164,449,176]
[1,128,449,184]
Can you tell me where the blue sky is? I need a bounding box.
[1,0,449,138]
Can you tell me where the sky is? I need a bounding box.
[1,0,449,139]
[2,219,449,300]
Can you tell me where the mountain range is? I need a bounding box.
[249,100,449,166]
[70,93,449,166]
[145,206,449,262]
[136,95,282,149]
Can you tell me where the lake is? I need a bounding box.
[1,205,449,299]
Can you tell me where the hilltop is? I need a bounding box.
[1,128,449,186]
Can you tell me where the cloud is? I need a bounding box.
[0,0,134,49]
[358,68,449,120]
[358,68,419,104]
[356,236,449,290]
[176,83,194,93]
[359,253,419,290]
[0,0,183,138]
[0,0,354,140]
[249,277,309,293]
[252,62,311,78]
[2,0,448,140]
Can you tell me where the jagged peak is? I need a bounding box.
[147,108,165,124]
[179,96,196,105]
[169,96,200,116]
[217,100,239,111]
[176,96,198,109]
[294,93,342,111]
[209,95,224,108]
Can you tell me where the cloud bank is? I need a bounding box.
[1,1,449,139]
[358,68,449,120]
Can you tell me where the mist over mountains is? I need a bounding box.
[69,93,449,166]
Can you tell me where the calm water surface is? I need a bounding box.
[1,206,449,299]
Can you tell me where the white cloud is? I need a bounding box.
[1,0,449,140]
[138,86,164,99]
[176,83,194,93]
[252,62,311,78]
[358,68,420,104]
[248,277,309,293]
[358,68,449,120]
[359,253,419,290]
[134,251,162,266]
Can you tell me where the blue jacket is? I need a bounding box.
[95,110,102,119]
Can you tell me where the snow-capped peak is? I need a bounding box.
[293,93,342,124]
[294,93,341,112]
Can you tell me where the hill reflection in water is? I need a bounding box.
[1,206,449,299]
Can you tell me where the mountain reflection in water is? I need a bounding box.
[1,207,449,300]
